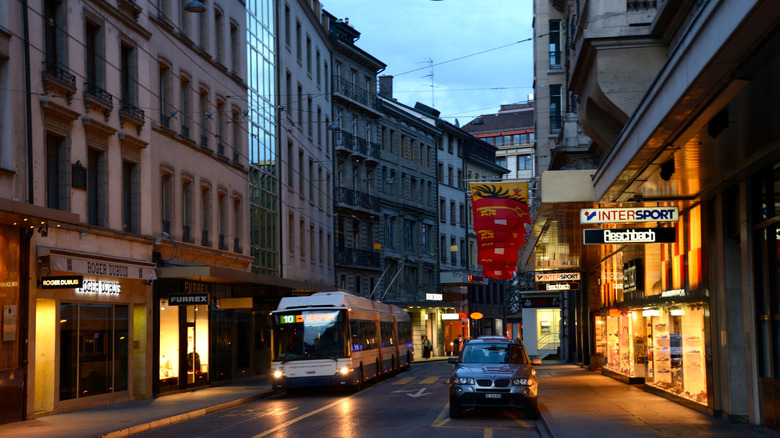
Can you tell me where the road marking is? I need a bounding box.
[432,403,451,427]
[249,388,371,438]
[391,388,428,398]
[484,428,493,438]
[419,376,439,384]
[393,377,415,385]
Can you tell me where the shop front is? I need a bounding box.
[32,247,156,416]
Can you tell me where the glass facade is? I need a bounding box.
[247,0,279,275]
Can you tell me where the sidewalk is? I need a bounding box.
[536,363,774,438]
[0,378,277,438]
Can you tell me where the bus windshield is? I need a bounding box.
[273,309,348,361]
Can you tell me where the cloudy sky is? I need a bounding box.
[321,0,535,124]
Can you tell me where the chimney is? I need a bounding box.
[379,75,394,98]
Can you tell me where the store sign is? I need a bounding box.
[41,275,83,289]
[169,293,209,305]
[536,281,579,291]
[426,293,443,301]
[583,228,676,245]
[580,207,679,224]
[522,296,560,308]
[181,280,213,294]
[76,280,121,295]
[442,313,460,320]
[661,289,686,298]
[467,274,484,283]
[535,272,580,282]
[623,260,641,292]
[44,251,157,280]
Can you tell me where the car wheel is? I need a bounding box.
[449,399,463,418]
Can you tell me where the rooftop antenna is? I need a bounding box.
[419,58,434,107]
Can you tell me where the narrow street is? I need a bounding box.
[133,361,541,438]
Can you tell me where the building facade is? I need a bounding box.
[524,0,780,430]
[277,0,335,287]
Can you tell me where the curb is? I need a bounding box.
[536,400,554,438]
[99,389,281,438]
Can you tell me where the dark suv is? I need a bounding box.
[448,336,541,419]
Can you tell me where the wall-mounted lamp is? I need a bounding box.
[37,222,48,237]
[660,158,675,181]
[183,1,206,13]
[277,105,286,111]
[242,109,250,116]
[385,178,395,185]
[327,122,340,131]
[169,110,177,118]
[204,111,213,119]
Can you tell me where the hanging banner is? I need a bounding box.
[470,181,530,279]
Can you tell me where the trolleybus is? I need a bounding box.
[270,292,412,391]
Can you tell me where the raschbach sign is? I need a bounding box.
[583,228,676,245]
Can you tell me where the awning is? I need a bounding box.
[155,265,334,292]
[38,247,157,281]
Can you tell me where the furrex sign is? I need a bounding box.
[580,207,679,224]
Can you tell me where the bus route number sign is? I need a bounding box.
[280,314,303,324]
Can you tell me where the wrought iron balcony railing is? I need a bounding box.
[335,246,381,269]
[336,187,380,212]
[332,76,377,110]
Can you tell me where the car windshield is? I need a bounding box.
[461,343,528,364]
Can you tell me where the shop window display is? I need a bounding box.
[601,312,647,378]
[646,304,707,404]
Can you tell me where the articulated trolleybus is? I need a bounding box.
[271,292,412,391]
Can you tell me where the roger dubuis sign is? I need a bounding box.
[583,228,676,245]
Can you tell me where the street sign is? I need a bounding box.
[583,228,676,245]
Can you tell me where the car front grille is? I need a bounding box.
[476,379,511,387]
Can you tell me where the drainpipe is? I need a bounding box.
[21,0,33,421]
[23,0,33,204]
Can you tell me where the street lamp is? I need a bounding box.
[184,1,206,13]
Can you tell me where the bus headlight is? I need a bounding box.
[273,370,283,379]
[339,366,350,375]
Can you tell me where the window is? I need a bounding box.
[440,235,447,262]
[44,0,66,70]
[216,99,226,153]
[230,21,239,72]
[122,160,139,233]
[450,237,457,265]
[324,62,329,95]
[286,141,294,188]
[517,155,533,171]
[384,215,395,248]
[198,1,209,49]
[296,21,302,62]
[215,9,224,63]
[285,71,292,117]
[120,43,137,108]
[457,169,463,189]
[318,166,323,208]
[306,36,312,74]
[233,196,242,252]
[59,303,128,400]
[159,64,173,128]
[450,201,456,225]
[460,238,466,266]
[316,50,321,86]
[85,20,105,91]
[319,229,324,266]
[288,213,295,258]
[161,170,173,236]
[309,225,315,264]
[218,191,227,249]
[299,219,305,261]
[182,178,193,243]
[180,77,191,137]
[317,107,322,147]
[201,183,212,247]
[549,20,561,68]
[297,84,303,125]
[440,198,446,223]
[459,203,465,227]
[404,219,414,251]
[88,148,106,227]
[448,165,453,186]
[298,149,304,195]
[438,162,444,183]
[199,89,210,147]
[284,5,291,47]
[307,97,313,137]
[232,109,241,162]
[550,85,562,132]
[46,133,68,210]
[308,158,314,203]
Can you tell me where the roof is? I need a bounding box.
[462,107,534,135]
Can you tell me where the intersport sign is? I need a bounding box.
[580,207,679,224]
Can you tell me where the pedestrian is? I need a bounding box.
[422,335,432,359]
[453,335,462,356]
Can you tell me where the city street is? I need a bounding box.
[133,361,541,438]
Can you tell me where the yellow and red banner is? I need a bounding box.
[470,181,530,280]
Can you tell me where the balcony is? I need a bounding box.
[336,187,380,212]
[334,130,381,162]
[42,61,77,102]
[162,220,171,236]
[233,237,242,253]
[83,82,113,121]
[182,225,193,243]
[336,246,381,270]
[332,75,378,111]
[201,230,210,247]
[219,234,228,250]
[119,100,145,134]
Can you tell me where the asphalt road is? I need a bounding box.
[134,361,541,438]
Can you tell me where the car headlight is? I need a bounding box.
[512,378,529,386]
[455,377,475,385]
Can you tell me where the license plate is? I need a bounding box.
[485,394,501,399]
